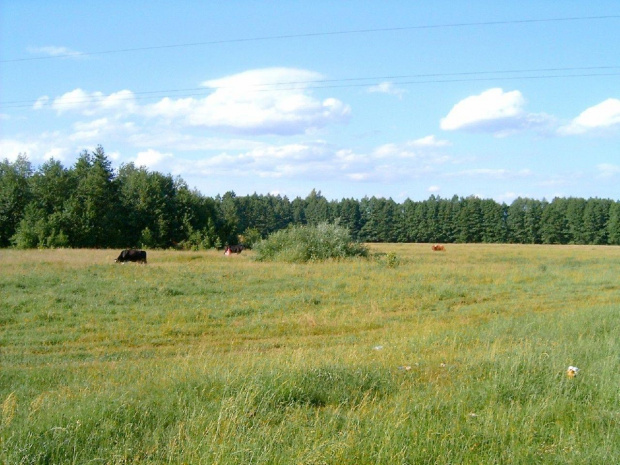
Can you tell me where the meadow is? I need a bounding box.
[1,244,619,464]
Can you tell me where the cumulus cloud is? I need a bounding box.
[144,68,351,135]
[559,98,620,135]
[441,88,524,131]
[440,88,552,136]
[0,135,72,163]
[50,88,136,115]
[135,134,453,185]
[178,142,335,178]
[367,81,407,98]
[133,149,174,170]
[0,139,40,162]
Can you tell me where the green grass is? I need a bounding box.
[1,244,620,464]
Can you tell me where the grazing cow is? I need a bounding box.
[115,249,147,263]
[224,244,245,255]
[431,244,445,251]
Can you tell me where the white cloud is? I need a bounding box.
[131,135,451,185]
[28,45,83,59]
[0,139,39,162]
[70,118,111,141]
[597,163,620,178]
[373,139,451,162]
[43,147,70,162]
[559,98,620,135]
[408,135,451,147]
[144,67,351,135]
[497,192,519,203]
[441,88,524,131]
[33,96,50,110]
[440,88,553,136]
[445,168,533,179]
[428,185,440,193]
[133,149,174,169]
[50,88,136,115]
[0,135,71,163]
[367,81,407,98]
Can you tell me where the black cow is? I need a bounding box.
[224,244,245,255]
[115,249,147,264]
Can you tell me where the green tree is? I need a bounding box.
[582,198,610,245]
[117,163,180,248]
[565,197,587,244]
[0,154,32,246]
[507,198,542,244]
[304,189,330,226]
[607,201,620,245]
[218,191,239,246]
[481,199,506,243]
[456,196,483,243]
[64,146,120,247]
[12,159,73,248]
[540,198,569,244]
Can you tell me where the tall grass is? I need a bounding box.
[1,244,619,463]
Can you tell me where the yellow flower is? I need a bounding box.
[566,366,579,378]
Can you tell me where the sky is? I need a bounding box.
[1,1,619,203]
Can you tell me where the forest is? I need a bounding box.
[2,146,620,249]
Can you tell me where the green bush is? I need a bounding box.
[253,222,368,263]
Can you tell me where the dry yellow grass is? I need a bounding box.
[2,244,620,463]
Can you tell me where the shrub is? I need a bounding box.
[385,251,400,268]
[253,222,368,263]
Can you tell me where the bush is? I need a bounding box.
[253,222,368,263]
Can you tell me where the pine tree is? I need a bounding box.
[0,154,32,246]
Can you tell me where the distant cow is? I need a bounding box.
[115,249,147,263]
[431,244,445,251]
[224,244,245,255]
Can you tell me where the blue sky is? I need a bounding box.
[2,1,619,202]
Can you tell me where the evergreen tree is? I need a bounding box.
[582,198,610,245]
[565,197,587,244]
[0,154,32,246]
[338,198,362,240]
[218,191,239,246]
[506,198,528,243]
[481,199,506,243]
[457,196,483,243]
[63,147,120,247]
[12,159,73,248]
[291,197,306,225]
[524,198,543,244]
[304,189,330,225]
[540,198,569,244]
[607,201,620,245]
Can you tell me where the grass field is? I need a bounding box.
[1,244,620,464]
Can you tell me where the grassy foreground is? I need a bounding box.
[1,244,619,464]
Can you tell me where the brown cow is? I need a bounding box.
[224,244,245,255]
[431,244,445,251]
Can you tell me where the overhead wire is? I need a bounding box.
[2,14,619,63]
[1,65,619,110]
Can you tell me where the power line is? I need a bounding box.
[2,65,618,110]
[2,14,619,63]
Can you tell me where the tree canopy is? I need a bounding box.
[2,147,619,249]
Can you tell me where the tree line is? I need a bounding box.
[2,146,620,249]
